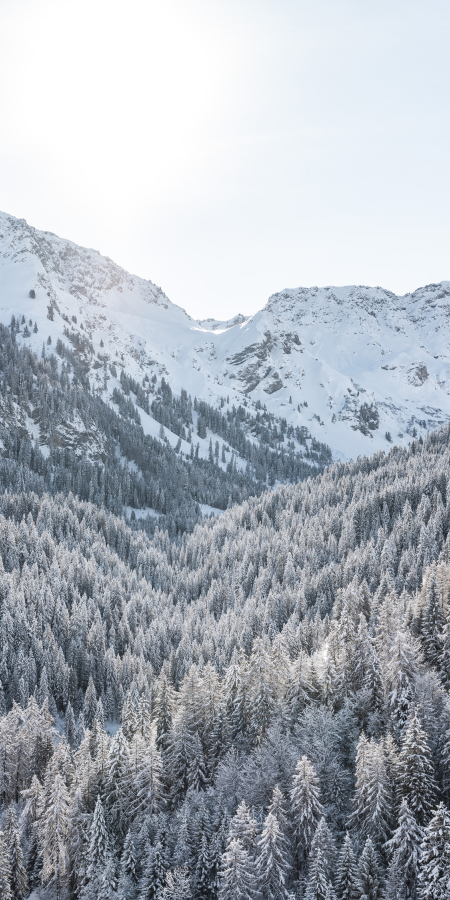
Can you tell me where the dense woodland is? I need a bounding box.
[0,404,450,897]
[0,320,330,537]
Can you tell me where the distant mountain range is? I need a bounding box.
[1,209,449,461]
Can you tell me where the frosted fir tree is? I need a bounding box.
[64,700,77,748]
[305,848,332,900]
[163,866,192,900]
[154,673,175,754]
[133,741,163,820]
[383,631,421,735]
[38,771,70,900]
[228,801,258,857]
[384,800,423,900]
[440,603,450,686]
[420,569,445,670]
[348,734,392,846]
[102,853,119,900]
[83,676,98,730]
[187,731,209,792]
[86,795,108,877]
[4,805,27,900]
[439,700,450,803]
[118,830,139,900]
[196,833,212,900]
[268,786,291,846]
[219,839,255,900]
[140,842,166,900]
[398,714,437,826]
[417,802,450,900]
[357,838,382,900]
[256,810,291,900]
[290,756,324,869]
[104,728,132,838]
[336,833,359,900]
[308,818,336,887]
[0,830,12,900]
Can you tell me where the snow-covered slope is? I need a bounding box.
[1,210,450,460]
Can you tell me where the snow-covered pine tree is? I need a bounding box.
[420,568,445,669]
[104,728,132,838]
[0,830,12,900]
[384,799,423,900]
[4,805,27,900]
[164,866,192,900]
[228,801,258,857]
[140,841,166,900]
[305,848,332,900]
[308,818,336,887]
[195,833,212,900]
[102,853,119,900]
[290,756,323,869]
[417,802,450,900]
[398,714,437,827]
[336,833,359,900]
[256,810,291,900]
[38,771,70,900]
[348,734,392,845]
[83,676,98,730]
[219,839,255,900]
[383,632,421,735]
[357,838,382,900]
[118,830,139,900]
[86,794,108,877]
[65,700,77,748]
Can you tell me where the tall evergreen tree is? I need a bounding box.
[305,848,332,900]
[140,842,166,900]
[219,839,255,900]
[336,833,359,900]
[384,800,423,900]
[4,806,27,900]
[417,803,450,900]
[357,838,382,900]
[398,715,437,827]
[290,757,323,869]
[0,831,12,900]
[256,811,291,900]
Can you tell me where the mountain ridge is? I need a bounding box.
[1,209,450,460]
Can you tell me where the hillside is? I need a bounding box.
[1,211,450,463]
[1,423,450,896]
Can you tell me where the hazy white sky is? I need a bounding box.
[1,0,449,319]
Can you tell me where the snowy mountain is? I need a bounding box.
[1,209,450,460]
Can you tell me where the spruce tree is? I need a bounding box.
[228,801,258,856]
[336,833,359,900]
[417,802,450,900]
[357,838,382,900]
[0,831,12,900]
[305,848,332,900]
[384,800,423,900]
[140,842,166,900]
[421,571,445,669]
[86,795,108,877]
[290,756,323,869]
[38,772,70,900]
[256,811,291,900]
[308,818,336,887]
[4,806,27,900]
[398,715,437,827]
[219,839,255,900]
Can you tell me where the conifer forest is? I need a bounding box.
[2,333,450,899]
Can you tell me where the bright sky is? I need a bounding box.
[1,0,449,320]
